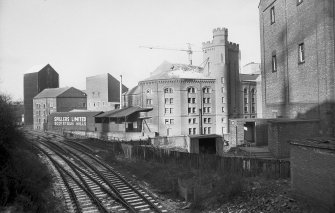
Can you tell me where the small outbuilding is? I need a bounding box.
[189,134,225,155]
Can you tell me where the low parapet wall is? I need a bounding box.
[64,130,155,141]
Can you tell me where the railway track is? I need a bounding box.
[25,130,168,213]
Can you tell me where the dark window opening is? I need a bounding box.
[272,55,277,72]
[298,43,305,64]
[270,6,275,24]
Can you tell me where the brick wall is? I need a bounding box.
[229,118,269,148]
[259,0,335,136]
[268,119,319,158]
[290,144,335,212]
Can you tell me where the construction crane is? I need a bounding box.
[139,43,201,65]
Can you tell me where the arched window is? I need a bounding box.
[187,87,196,93]
[146,89,152,94]
[202,87,211,94]
[164,88,173,93]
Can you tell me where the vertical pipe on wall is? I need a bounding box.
[120,75,123,109]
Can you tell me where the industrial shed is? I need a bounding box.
[47,111,103,132]
[95,106,153,133]
[189,134,225,155]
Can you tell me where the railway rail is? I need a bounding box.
[25,130,167,213]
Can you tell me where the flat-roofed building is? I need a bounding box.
[86,73,128,111]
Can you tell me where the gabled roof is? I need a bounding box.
[95,106,153,118]
[124,85,141,96]
[141,61,210,81]
[34,87,86,99]
[25,64,48,74]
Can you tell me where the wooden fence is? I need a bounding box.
[64,132,290,179]
[122,145,290,178]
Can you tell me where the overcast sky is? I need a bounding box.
[0,0,260,100]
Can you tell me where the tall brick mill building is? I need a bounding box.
[259,0,335,136]
[23,64,59,126]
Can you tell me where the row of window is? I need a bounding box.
[148,96,226,107]
[165,119,174,125]
[188,127,212,135]
[164,87,213,94]
[35,110,50,116]
[164,98,173,104]
[271,43,305,73]
[163,107,214,115]
[165,117,212,125]
[270,0,303,24]
[89,102,107,107]
[35,118,46,123]
[243,88,256,114]
[35,103,55,108]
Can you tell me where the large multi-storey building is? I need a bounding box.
[33,87,87,130]
[240,62,262,118]
[259,0,335,136]
[23,64,59,126]
[124,28,242,136]
[86,73,128,111]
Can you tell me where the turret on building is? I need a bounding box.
[124,27,242,137]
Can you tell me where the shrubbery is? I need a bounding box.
[0,94,63,212]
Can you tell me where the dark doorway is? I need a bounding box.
[244,122,255,143]
[199,138,216,154]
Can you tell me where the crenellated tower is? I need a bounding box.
[202,27,240,135]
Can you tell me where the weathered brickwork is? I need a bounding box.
[268,119,319,158]
[23,64,59,125]
[229,118,268,147]
[259,0,335,136]
[33,87,87,130]
[290,141,335,212]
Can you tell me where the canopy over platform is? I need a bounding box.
[95,106,153,118]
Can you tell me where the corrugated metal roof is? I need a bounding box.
[50,111,103,117]
[95,106,153,118]
[95,108,123,118]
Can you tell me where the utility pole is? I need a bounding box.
[120,75,122,109]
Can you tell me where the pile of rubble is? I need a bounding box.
[206,179,311,213]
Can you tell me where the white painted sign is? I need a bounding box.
[54,116,86,126]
